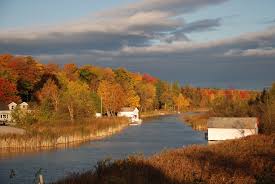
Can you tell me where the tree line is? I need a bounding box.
[1,54,269,126]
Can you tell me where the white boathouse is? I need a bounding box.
[207,117,258,141]
[117,107,140,122]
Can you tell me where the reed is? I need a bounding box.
[0,117,128,150]
[182,113,209,131]
[140,110,176,119]
[55,134,275,184]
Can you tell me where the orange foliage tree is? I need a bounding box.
[36,79,60,112]
[0,77,20,103]
[97,80,126,116]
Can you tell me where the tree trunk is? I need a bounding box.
[68,104,74,122]
[54,100,59,112]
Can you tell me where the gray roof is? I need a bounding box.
[207,117,258,129]
[0,103,9,110]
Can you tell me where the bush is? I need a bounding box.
[11,108,38,126]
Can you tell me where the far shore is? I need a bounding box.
[140,110,177,119]
[180,109,210,131]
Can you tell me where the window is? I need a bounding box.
[11,106,14,110]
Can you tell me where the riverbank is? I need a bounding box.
[181,111,209,131]
[0,118,128,151]
[56,134,275,184]
[140,110,177,119]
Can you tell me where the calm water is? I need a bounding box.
[0,115,206,183]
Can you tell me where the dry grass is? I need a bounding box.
[28,117,127,137]
[0,118,128,149]
[140,110,176,119]
[182,113,209,131]
[56,134,275,184]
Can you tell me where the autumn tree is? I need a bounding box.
[114,68,140,108]
[249,84,275,134]
[136,82,156,112]
[97,80,126,116]
[7,56,44,101]
[114,68,134,90]
[173,94,190,112]
[61,81,95,121]
[0,54,14,80]
[63,63,78,81]
[160,82,173,110]
[0,77,20,103]
[126,89,140,108]
[36,79,60,112]
[142,73,157,84]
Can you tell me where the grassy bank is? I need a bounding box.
[140,110,176,119]
[181,112,209,131]
[0,118,128,150]
[56,134,275,184]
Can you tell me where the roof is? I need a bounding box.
[0,103,9,110]
[8,102,17,106]
[207,117,258,129]
[120,107,137,112]
[20,102,28,106]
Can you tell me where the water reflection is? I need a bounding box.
[0,115,206,183]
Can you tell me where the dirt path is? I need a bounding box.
[0,126,26,135]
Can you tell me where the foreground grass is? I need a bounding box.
[56,134,275,184]
[182,112,209,131]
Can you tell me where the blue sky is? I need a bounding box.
[1,0,275,89]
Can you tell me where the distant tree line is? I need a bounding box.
[1,54,273,133]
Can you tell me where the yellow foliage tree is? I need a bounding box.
[174,94,190,112]
[126,89,140,108]
[61,81,94,121]
[136,82,156,112]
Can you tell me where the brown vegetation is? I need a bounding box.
[55,134,275,184]
[0,118,128,150]
[182,113,209,131]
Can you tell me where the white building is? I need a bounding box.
[207,117,258,141]
[95,113,102,118]
[117,107,140,122]
[0,102,29,124]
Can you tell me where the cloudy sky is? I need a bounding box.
[1,0,275,89]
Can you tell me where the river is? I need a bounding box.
[0,115,207,183]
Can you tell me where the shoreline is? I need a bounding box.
[140,110,177,119]
[0,123,128,154]
[55,134,275,184]
[181,110,209,131]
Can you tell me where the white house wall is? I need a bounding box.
[208,128,257,141]
[0,111,12,121]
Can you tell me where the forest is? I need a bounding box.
[0,53,274,134]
